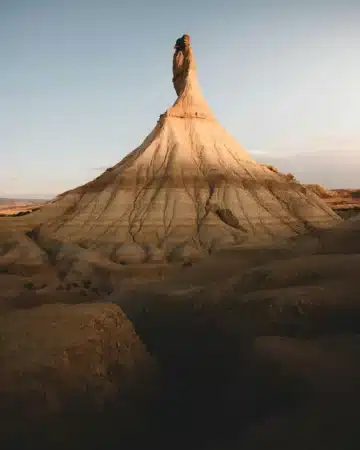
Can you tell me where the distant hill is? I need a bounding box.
[0,198,48,217]
[0,198,47,206]
[257,149,360,189]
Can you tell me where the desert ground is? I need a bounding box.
[1,205,360,449]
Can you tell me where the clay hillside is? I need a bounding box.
[1,35,360,450]
[0,34,339,265]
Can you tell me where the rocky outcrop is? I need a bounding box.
[113,243,147,264]
[1,35,340,258]
[0,303,158,447]
[0,231,48,274]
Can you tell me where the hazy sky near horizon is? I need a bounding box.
[1,0,360,197]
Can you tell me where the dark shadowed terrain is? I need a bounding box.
[1,212,360,449]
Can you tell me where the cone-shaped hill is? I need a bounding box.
[26,35,340,262]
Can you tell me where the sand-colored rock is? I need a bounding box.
[3,34,339,258]
[113,242,147,264]
[25,228,123,289]
[145,243,167,263]
[305,183,336,198]
[168,242,204,263]
[310,185,360,218]
[0,231,48,274]
[0,302,158,447]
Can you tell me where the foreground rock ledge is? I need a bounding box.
[0,302,158,447]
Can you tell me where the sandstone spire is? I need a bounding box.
[25,35,340,263]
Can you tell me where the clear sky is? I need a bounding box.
[1,0,360,198]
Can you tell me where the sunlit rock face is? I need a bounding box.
[28,34,340,262]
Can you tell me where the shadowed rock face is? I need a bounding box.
[0,303,158,448]
[13,35,340,261]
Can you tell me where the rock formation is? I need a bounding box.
[21,35,340,262]
[0,303,158,447]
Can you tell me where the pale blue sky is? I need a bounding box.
[1,0,360,197]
